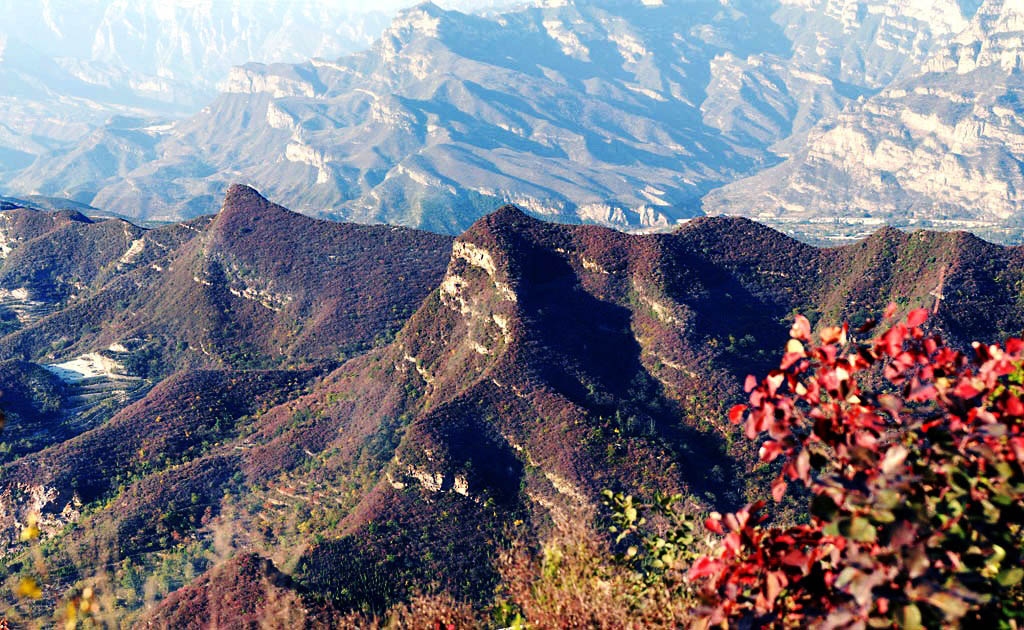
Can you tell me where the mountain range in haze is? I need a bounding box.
[0,0,519,182]
[3,0,1023,243]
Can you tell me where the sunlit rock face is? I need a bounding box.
[0,0,392,176]
[705,0,1024,238]
[4,0,971,231]
[6,0,1022,239]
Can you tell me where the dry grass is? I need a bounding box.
[498,517,695,630]
[342,514,697,629]
[339,594,485,629]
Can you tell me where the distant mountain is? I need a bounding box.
[5,0,982,232]
[704,0,1024,242]
[0,0,398,180]
[0,190,1021,623]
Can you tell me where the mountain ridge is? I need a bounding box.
[0,188,1020,623]
[6,0,995,237]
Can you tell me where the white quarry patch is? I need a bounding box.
[0,482,82,549]
[544,470,586,503]
[44,353,133,383]
[221,67,315,98]
[624,84,667,101]
[118,237,146,266]
[609,33,648,64]
[0,226,12,259]
[0,287,28,301]
[790,69,832,86]
[639,188,671,207]
[581,257,610,274]
[452,241,498,276]
[404,353,434,383]
[492,313,511,343]
[440,273,472,315]
[578,203,628,225]
[451,242,518,302]
[542,19,590,60]
[639,293,684,327]
[388,7,441,39]
[228,286,289,312]
[265,101,296,130]
[396,164,455,194]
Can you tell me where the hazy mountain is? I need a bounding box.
[704,0,1024,242]
[0,188,1020,623]
[6,0,982,233]
[0,0,400,182]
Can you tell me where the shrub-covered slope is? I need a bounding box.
[0,185,453,374]
[3,199,1024,625]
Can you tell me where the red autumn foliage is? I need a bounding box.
[689,307,1024,628]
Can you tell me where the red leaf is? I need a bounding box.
[1010,437,1024,462]
[790,314,811,341]
[771,476,787,502]
[780,549,808,569]
[728,404,747,424]
[766,571,787,604]
[760,440,784,463]
[745,374,758,393]
[687,556,724,581]
[906,308,928,328]
[796,449,811,482]
[1006,395,1024,417]
[705,515,725,534]
[954,381,980,399]
[820,326,842,344]
[884,303,898,319]
[780,352,803,370]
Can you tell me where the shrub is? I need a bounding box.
[689,307,1024,628]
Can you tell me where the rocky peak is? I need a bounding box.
[384,2,448,43]
[923,0,1024,74]
[218,184,292,222]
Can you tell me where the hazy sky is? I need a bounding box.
[338,0,522,10]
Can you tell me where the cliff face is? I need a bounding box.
[7,0,991,234]
[705,0,1024,240]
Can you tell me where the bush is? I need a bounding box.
[689,307,1024,628]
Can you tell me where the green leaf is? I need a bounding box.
[900,604,923,630]
[871,508,896,523]
[998,567,1024,587]
[850,517,877,543]
[926,592,970,619]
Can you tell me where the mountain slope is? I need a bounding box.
[705,0,1024,242]
[2,201,1022,624]
[0,186,453,375]
[6,0,982,231]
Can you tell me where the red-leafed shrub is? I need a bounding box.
[689,307,1024,629]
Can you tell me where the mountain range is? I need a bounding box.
[705,0,1024,243]
[0,0,465,180]
[0,186,1021,624]
[5,0,1023,242]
